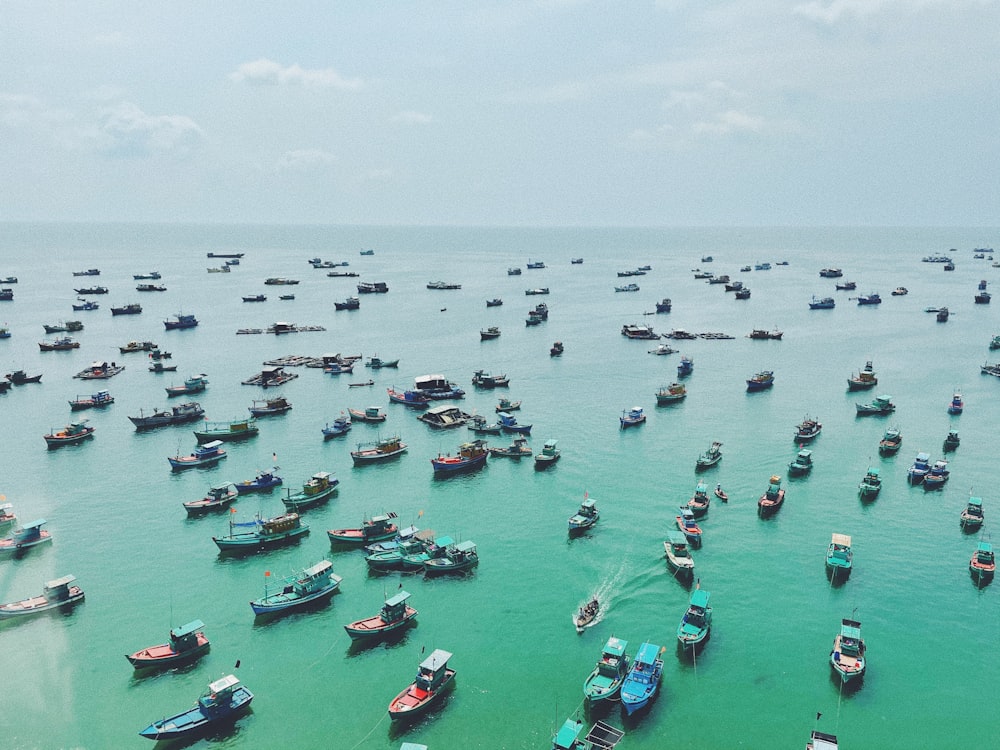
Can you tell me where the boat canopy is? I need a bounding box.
[840,619,862,640]
[45,575,76,589]
[831,533,852,547]
[553,718,584,750]
[420,649,453,673]
[303,560,333,578]
[171,619,205,639]
[968,497,983,508]
[384,590,411,608]
[603,636,628,657]
[690,589,710,609]
[665,531,688,546]
[200,440,224,450]
[581,498,596,511]
[208,674,241,694]
[977,541,993,554]
[20,518,46,531]
[454,540,477,554]
[915,452,930,462]
[634,642,661,666]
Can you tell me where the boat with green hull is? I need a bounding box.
[858,468,881,501]
[826,534,853,579]
[583,636,630,705]
[213,512,309,552]
[677,588,712,649]
[193,418,258,443]
[282,471,339,511]
[830,618,866,683]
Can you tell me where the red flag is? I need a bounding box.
[264,571,270,577]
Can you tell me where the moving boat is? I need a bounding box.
[431,440,489,475]
[0,519,52,556]
[856,394,894,415]
[656,382,687,404]
[126,620,210,669]
[878,426,902,455]
[534,440,560,469]
[858,467,881,501]
[695,440,722,470]
[182,482,239,515]
[795,416,822,441]
[826,534,853,579]
[960,497,984,531]
[664,531,695,576]
[344,590,418,640]
[193,418,258,443]
[328,512,399,544]
[168,440,226,471]
[68,390,114,411]
[788,449,814,477]
[249,559,342,615]
[847,361,878,390]
[970,541,996,583]
[758,475,785,515]
[129,402,205,429]
[677,588,712,649]
[283,471,339,511]
[746,370,775,391]
[351,435,408,464]
[568,496,599,534]
[213,512,309,551]
[44,419,95,448]
[573,598,600,632]
[387,649,456,721]
[0,575,84,619]
[620,642,664,716]
[830,618,866,683]
[234,469,283,495]
[138,674,252,741]
[619,406,645,428]
[583,636,630,705]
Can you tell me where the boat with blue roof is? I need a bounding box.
[498,411,532,433]
[322,415,352,439]
[676,355,694,377]
[878,426,902,455]
[830,618,866,684]
[344,590,418,640]
[620,642,664,716]
[387,649,456,721]
[387,387,430,409]
[250,559,342,616]
[947,391,964,414]
[138,674,252,741]
[552,718,585,750]
[534,439,561,469]
[0,519,52,556]
[126,620,210,669]
[213,512,309,552]
[619,406,645,428]
[0,575,83,619]
[677,588,712,649]
[907,452,932,484]
[168,440,226,470]
[746,370,774,391]
[69,389,113,411]
[165,374,208,397]
[234,468,283,494]
[583,636,630,706]
[922,459,949,490]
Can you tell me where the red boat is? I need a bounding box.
[126,620,210,669]
[343,590,418,640]
[388,648,455,721]
[328,512,398,544]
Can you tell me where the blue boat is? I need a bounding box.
[498,411,532,433]
[677,588,712,649]
[947,392,963,414]
[922,459,950,491]
[907,452,931,485]
[857,292,881,305]
[583,636,630,705]
[234,469,283,495]
[431,440,488,475]
[809,296,836,309]
[387,387,430,409]
[138,674,252,741]
[249,559,342,615]
[677,355,693,377]
[568,496,599,534]
[322,416,352,439]
[619,406,645,429]
[620,641,663,715]
[167,440,226,471]
[746,370,774,391]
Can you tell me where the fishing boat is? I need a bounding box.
[366,355,400,368]
[525,287,550,295]
[664,531,695,575]
[193,417,258,443]
[695,440,722,470]
[471,369,509,388]
[574,598,600,631]
[283,471,339,511]
[0,503,15,534]
[858,467,881,501]
[0,519,52,556]
[552,718,585,750]
[936,307,950,322]
[748,328,783,340]
[250,560,342,615]
[480,327,501,340]
[746,370,774,391]
[498,411,532,433]
[826,534,853,579]
[830,618,866,684]
[675,507,703,546]
[943,429,960,452]
[165,374,209,397]
[496,396,521,412]
[808,730,840,750]
[182,482,239,515]
[133,271,160,280]
[809,296,836,309]
[487,436,532,459]
[130,402,205,429]
[424,540,478,575]
[714,484,728,502]
[168,440,226,470]
[947,392,964,414]
[234,469,282,495]
[960,497,984,531]
[788,449,814,476]
[568,496,599,534]
[138,674,252,741]
[74,285,108,295]
[387,649,455,721]
[922,459,950,491]
[878,426,902,455]
[5,369,41,384]
[907,452,931,484]
[687,482,711,516]
[677,588,712,649]
[357,280,388,294]
[550,341,564,356]
[368,534,450,573]
[387,388,430,409]
[264,277,300,286]
[795,416,822,441]
[431,440,489,475]
[242,294,266,303]
[148,360,177,373]
[656,382,688,404]
[322,415,352,439]
[856,394,895,415]
[486,298,503,307]
[819,268,843,277]
[43,320,83,333]
[649,343,676,356]
[249,396,292,416]
[348,406,387,423]
[126,620,210,669]
[74,360,124,379]
[655,298,672,312]
[467,415,502,435]
[71,298,99,311]
[344,590,418,640]
[734,287,752,299]
[619,406,646,428]
[758,475,785,515]
[213,512,309,551]
[847,361,878,390]
[351,435,408,464]
[44,419,95,448]
[73,268,100,276]
[508,267,521,275]
[615,282,640,292]
[534,440,560,469]
[620,642,664,716]
[857,292,881,305]
[583,636,630,705]
[163,313,199,330]
[334,296,360,310]
[0,575,84,619]
[38,336,79,351]
[970,541,996,583]
[328,512,399,544]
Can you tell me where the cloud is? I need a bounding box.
[98,102,202,158]
[692,109,766,135]
[229,58,363,90]
[391,110,433,124]
[276,149,336,171]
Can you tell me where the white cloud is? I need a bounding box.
[391,110,433,124]
[98,102,202,158]
[692,109,765,135]
[229,58,363,90]
[276,149,336,171]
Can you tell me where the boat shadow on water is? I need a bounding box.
[830,670,865,695]
[129,655,205,683]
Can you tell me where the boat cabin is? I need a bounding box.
[597,637,628,679]
[169,620,206,651]
[196,440,225,456]
[577,498,598,518]
[450,540,477,560]
[200,674,241,708]
[828,534,852,565]
[43,575,77,601]
[684,589,711,626]
[665,531,692,557]
[294,560,335,594]
[261,513,301,535]
[414,649,453,692]
[414,374,451,392]
[382,590,412,621]
[631,642,661,680]
[302,472,334,495]
[974,541,994,566]
[837,619,863,657]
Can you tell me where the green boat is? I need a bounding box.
[676,588,712,649]
[830,618,866,683]
[365,532,441,572]
[878,426,902,455]
[856,394,895,415]
[193,418,258,443]
[788,448,813,476]
[826,534,853,579]
[960,497,984,531]
[858,467,881,501]
[552,718,584,750]
[583,636,630,705]
[282,471,339,511]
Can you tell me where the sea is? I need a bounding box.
[0,223,998,750]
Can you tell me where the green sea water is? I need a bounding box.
[0,224,998,749]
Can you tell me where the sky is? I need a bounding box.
[1,0,998,226]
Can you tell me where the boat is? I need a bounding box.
[568,496,599,534]
[43,320,83,333]
[413,373,466,400]
[677,588,712,649]
[129,402,205,429]
[207,265,230,273]
[878,426,902,455]
[242,293,266,302]
[71,298,98,311]
[858,467,881,501]
[748,328,783,340]
[249,396,292,416]
[166,374,209,397]
[621,323,659,340]
[344,590,418,640]
[357,281,388,294]
[38,336,79,351]
[574,598,600,631]
[534,439,560,469]
[351,435,408,464]
[855,394,894,415]
[695,440,722,470]
[937,307,950,322]
[0,519,52,556]
[264,277,300,286]
[73,268,100,276]
[133,271,161,280]
[234,469,282,495]
[182,482,239,515]
[359,249,375,256]
[168,440,226,470]
[487,436,532,459]
[207,252,244,258]
[496,396,521,412]
[620,642,664,716]
[970,541,996,583]
[619,406,645,428]
[471,369,509,388]
[526,259,545,269]
[819,268,843,277]
[74,286,108,295]
[0,575,84,619]
[335,296,360,310]
[508,267,522,275]
[714,484,728,502]
[7,369,42,384]
[126,620,210,669]
[664,531,695,575]
[283,471,339,511]
[0,327,10,339]
[163,313,199,330]
[552,718,585,750]
[947,392,964,414]
[486,298,503,307]
[990,335,1000,351]
[119,340,157,353]
[746,370,775,391]
[138,674,252,741]
[795,416,822,441]
[324,360,354,375]
[857,292,882,305]
[907,452,932,485]
[322,416,353,439]
[366,355,400,368]
[675,507,703,546]
[614,283,640,292]
[0,288,12,301]
[387,387,430,409]
[74,360,124,379]
[250,560,342,616]
[922,459,950,490]
[348,406,387,423]
[328,512,399,544]
[424,539,478,575]
[649,343,676,355]
[193,418,258,443]
[467,414,502,435]
[833,280,857,291]
[0,503,15,533]
[387,649,456,721]
[826,534,853,578]
[213,511,309,551]
[583,636,630,705]
[550,341,564,356]
[348,379,373,388]
[788,449,814,476]
[44,419,95,448]
[137,284,166,292]
[279,294,295,300]
[975,290,991,304]
[656,382,687,404]
[891,287,908,296]
[427,281,461,290]
[366,533,447,573]
[982,361,1000,377]
[431,440,489,475]
[497,411,532,433]
[758,475,785,515]
[960,497,984,530]
[687,481,711,516]
[943,429,960,452]
[655,298,672,313]
[809,296,836,309]
[830,618,866,684]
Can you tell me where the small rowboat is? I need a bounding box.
[574,598,600,632]
[714,485,728,502]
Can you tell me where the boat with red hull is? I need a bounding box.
[126,620,210,669]
[344,590,418,640]
[388,648,456,721]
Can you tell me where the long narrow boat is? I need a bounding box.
[431,440,488,475]
[213,512,309,552]
[126,620,210,669]
[0,575,84,619]
[138,674,252,741]
[44,419,95,448]
[620,642,664,715]
[69,390,114,411]
[182,482,238,515]
[388,649,456,721]
[129,402,205,430]
[583,636,630,705]
[193,418,258,443]
[249,560,342,615]
[343,590,418,640]
[350,436,407,465]
[282,471,339,511]
[327,513,399,544]
[387,387,430,409]
[0,519,53,556]
[168,440,226,471]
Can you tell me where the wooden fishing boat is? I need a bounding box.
[424,540,478,575]
[677,588,712,649]
[163,313,199,330]
[138,674,252,741]
[788,449,814,476]
[182,482,238,515]
[365,355,400,368]
[283,471,339,511]
[714,484,728,502]
[348,379,373,387]
[583,636,630,705]
[348,406,387,423]
[495,396,521,412]
[487,436,532,459]
[663,531,695,576]
[534,439,560,469]
[856,394,894,415]
[676,507,702,546]
[165,374,208,397]
[878,426,902,455]
[250,560,342,615]
[193,418,258,443]
[388,649,455,721]
[471,369,509,388]
[213,512,309,551]
[568,497,599,534]
[619,406,645,429]
[129,402,204,429]
[168,440,226,470]
[234,469,282,495]
[351,435,408,464]
[795,416,822,441]
[39,336,79,351]
[970,541,995,583]
[907,452,931,485]
[847,361,878,390]
[943,429,960,452]
[550,341,564,356]
[947,392,964,414]
[0,503,15,534]
[7,369,42,385]
[922,459,950,491]
[119,340,157,353]
[467,415,502,435]
[126,620,210,669]
[486,298,503,307]
[687,482,711,516]
[73,268,100,276]
[498,411,531,433]
[388,387,430,409]
[0,575,84,619]
[242,294,266,303]
[480,327,501,340]
[746,370,775,391]
[44,419,95,448]
[328,512,399,544]
[858,467,881,501]
[826,534,853,579]
[249,396,292,416]
[71,298,99,311]
[0,519,52,556]
[149,361,177,372]
[620,642,664,716]
[68,390,114,411]
[574,598,599,632]
[758,475,785,515]
[656,382,687,405]
[344,590,418,640]
[960,497,984,531]
[830,618,866,683]
[111,302,142,316]
[695,440,722,470]
[334,296,360,310]
[322,416,352,439]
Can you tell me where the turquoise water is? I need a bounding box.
[0,224,998,749]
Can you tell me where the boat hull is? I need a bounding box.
[282,485,338,511]
[138,688,252,740]
[250,581,339,615]
[344,607,418,640]
[0,588,85,619]
[126,638,210,669]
